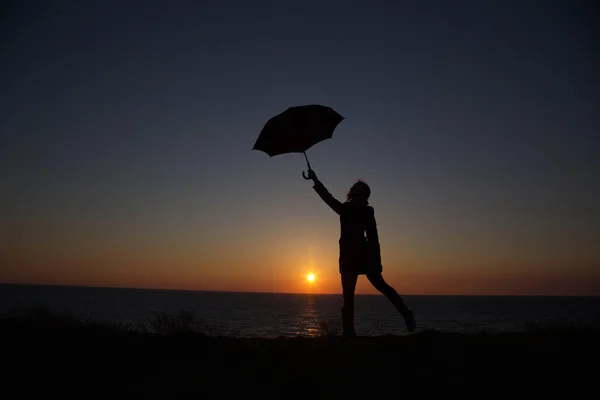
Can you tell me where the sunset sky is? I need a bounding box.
[1,0,599,296]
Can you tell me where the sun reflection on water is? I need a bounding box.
[297,295,321,337]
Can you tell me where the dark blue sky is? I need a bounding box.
[1,0,599,294]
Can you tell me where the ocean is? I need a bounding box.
[1,283,598,338]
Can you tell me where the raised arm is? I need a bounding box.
[306,170,343,215]
[365,206,382,266]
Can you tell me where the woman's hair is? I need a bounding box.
[347,180,371,202]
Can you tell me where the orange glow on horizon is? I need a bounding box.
[1,246,599,296]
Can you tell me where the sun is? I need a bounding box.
[306,273,316,283]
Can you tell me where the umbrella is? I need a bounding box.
[252,104,344,179]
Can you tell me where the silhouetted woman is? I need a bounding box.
[306,169,415,338]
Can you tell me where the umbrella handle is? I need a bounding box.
[302,152,312,180]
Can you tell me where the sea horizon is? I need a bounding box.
[1,282,597,298]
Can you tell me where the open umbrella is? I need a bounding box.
[252,104,344,179]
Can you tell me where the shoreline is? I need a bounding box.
[2,308,598,396]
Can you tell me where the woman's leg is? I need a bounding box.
[366,272,416,332]
[341,273,359,337]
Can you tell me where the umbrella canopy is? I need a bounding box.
[253,104,344,178]
[253,104,344,157]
